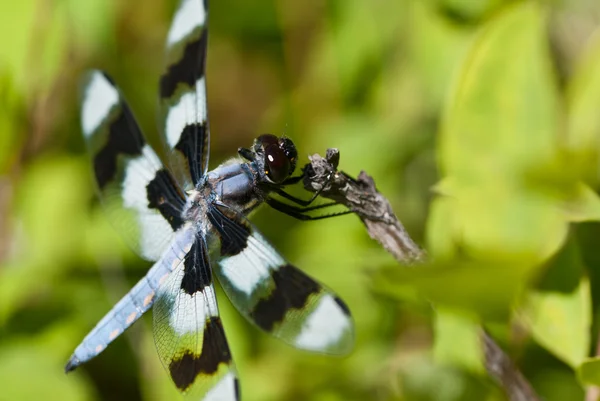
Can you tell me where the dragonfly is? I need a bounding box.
[65,0,354,399]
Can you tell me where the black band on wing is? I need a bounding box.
[180,237,212,295]
[168,316,231,391]
[175,122,208,186]
[160,28,207,99]
[160,21,210,187]
[206,204,251,257]
[147,169,186,230]
[250,264,320,331]
[333,296,351,316]
[93,102,145,189]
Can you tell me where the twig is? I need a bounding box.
[302,149,424,264]
[302,149,541,401]
[481,331,541,401]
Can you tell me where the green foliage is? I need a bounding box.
[578,357,600,386]
[522,238,591,368]
[4,0,600,400]
[525,278,590,368]
[433,308,484,374]
[567,28,600,185]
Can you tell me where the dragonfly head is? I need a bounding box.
[251,134,298,185]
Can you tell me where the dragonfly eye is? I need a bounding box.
[264,144,290,184]
[280,137,297,175]
[256,134,298,184]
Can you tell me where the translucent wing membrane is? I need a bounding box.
[66,227,195,371]
[159,0,210,189]
[207,204,354,355]
[154,236,239,400]
[81,71,186,261]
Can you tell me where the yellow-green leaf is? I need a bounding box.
[439,0,503,21]
[578,357,600,386]
[562,182,600,222]
[0,1,36,90]
[432,2,567,261]
[524,279,591,368]
[373,259,533,320]
[433,308,485,374]
[440,2,558,180]
[409,1,472,110]
[566,27,600,184]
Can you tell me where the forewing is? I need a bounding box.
[81,70,186,261]
[65,227,195,372]
[154,236,239,400]
[207,204,354,355]
[159,0,210,188]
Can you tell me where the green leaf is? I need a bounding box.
[439,0,504,21]
[440,2,558,180]
[36,5,69,91]
[0,1,71,93]
[433,308,485,374]
[329,0,385,102]
[400,356,491,401]
[0,73,23,173]
[425,196,460,260]
[578,357,600,386]
[409,2,473,110]
[65,0,116,52]
[432,2,567,261]
[522,238,590,368]
[0,323,96,401]
[0,1,36,90]
[524,278,591,368]
[566,26,600,184]
[373,259,533,320]
[0,156,91,323]
[562,182,600,222]
[138,324,180,401]
[15,155,90,266]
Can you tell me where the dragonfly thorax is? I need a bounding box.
[205,161,263,216]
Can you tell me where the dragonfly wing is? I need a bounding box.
[153,235,239,400]
[65,227,195,371]
[81,70,186,261]
[207,203,354,355]
[159,0,210,189]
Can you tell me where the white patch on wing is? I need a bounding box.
[81,72,119,137]
[167,0,206,46]
[122,145,173,260]
[166,77,207,148]
[168,270,207,336]
[203,285,219,317]
[294,294,351,351]
[160,263,216,336]
[203,372,237,401]
[170,290,206,336]
[218,233,283,296]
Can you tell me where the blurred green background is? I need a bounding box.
[4,0,600,400]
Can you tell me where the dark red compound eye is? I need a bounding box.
[264,143,290,183]
[256,134,279,148]
[280,137,297,174]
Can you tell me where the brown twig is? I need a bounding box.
[302,149,541,401]
[302,149,424,264]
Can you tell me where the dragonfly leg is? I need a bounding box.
[265,197,351,221]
